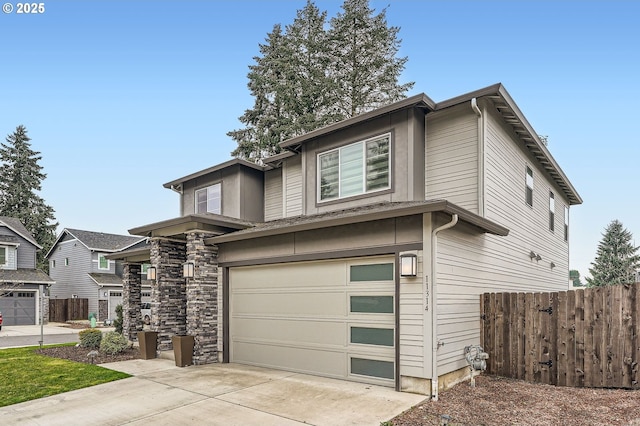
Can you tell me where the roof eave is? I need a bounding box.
[163,158,265,189]
[279,93,436,152]
[207,201,508,245]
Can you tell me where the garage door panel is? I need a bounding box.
[232,291,346,317]
[233,341,347,378]
[0,291,36,325]
[232,317,346,346]
[231,261,345,289]
[230,256,396,387]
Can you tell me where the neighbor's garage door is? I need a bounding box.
[230,256,396,386]
[0,291,37,325]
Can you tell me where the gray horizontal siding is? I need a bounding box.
[284,157,303,217]
[0,226,37,269]
[264,168,283,221]
[426,105,478,212]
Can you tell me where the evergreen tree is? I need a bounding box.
[586,220,640,287]
[569,269,584,287]
[328,0,414,118]
[0,125,57,272]
[229,0,414,163]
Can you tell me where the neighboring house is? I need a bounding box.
[46,229,150,322]
[113,83,582,398]
[0,216,54,325]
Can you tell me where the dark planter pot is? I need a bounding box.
[172,335,195,367]
[137,331,158,360]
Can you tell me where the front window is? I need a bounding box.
[98,254,109,270]
[195,183,221,214]
[318,134,390,202]
[0,247,6,265]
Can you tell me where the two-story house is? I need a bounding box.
[113,83,581,398]
[46,229,150,322]
[0,216,55,326]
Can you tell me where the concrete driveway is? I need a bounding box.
[0,359,426,425]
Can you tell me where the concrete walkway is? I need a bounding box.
[0,358,426,425]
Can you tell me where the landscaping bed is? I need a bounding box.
[36,344,139,364]
[390,375,640,426]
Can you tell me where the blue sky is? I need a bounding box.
[1,1,638,280]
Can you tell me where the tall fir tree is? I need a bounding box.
[586,220,640,287]
[328,0,414,118]
[0,125,58,272]
[229,0,413,163]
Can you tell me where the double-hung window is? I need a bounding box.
[98,254,109,270]
[525,166,534,207]
[195,183,221,214]
[0,247,6,266]
[318,134,391,202]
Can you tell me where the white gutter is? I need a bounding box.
[430,213,459,401]
[471,98,485,216]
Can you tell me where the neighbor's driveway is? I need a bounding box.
[0,359,426,425]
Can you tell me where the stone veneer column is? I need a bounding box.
[122,263,142,341]
[150,238,187,351]
[185,232,219,365]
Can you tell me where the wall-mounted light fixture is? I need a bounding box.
[400,254,418,277]
[183,262,195,278]
[103,291,108,297]
[147,266,157,281]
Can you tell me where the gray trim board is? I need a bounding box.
[218,243,422,268]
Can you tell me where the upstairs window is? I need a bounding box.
[0,247,6,265]
[195,183,221,214]
[318,134,391,202]
[98,254,109,270]
[51,259,56,268]
[525,166,534,207]
[564,206,569,242]
[549,192,555,232]
[65,258,69,266]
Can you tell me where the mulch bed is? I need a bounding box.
[36,345,140,365]
[391,375,640,426]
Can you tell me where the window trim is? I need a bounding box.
[564,205,569,242]
[525,166,534,207]
[317,133,392,203]
[549,191,555,232]
[195,182,222,215]
[0,246,6,265]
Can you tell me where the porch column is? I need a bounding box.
[185,231,219,365]
[122,263,142,341]
[150,238,187,351]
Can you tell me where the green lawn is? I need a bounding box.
[0,344,130,407]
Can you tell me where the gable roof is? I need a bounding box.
[0,268,55,284]
[46,228,145,258]
[0,216,41,248]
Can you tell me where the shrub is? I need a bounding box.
[113,304,123,334]
[100,331,129,355]
[79,328,102,349]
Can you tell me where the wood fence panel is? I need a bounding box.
[574,289,585,387]
[524,292,535,382]
[481,283,640,389]
[516,292,526,380]
[557,290,568,387]
[49,299,67,323]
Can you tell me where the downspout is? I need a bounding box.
[430,213,459,401]
[471,98,485,216]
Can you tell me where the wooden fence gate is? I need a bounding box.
[49,298,89,323]
[481,283,640,389]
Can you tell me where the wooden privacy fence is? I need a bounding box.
[49,298,88,323]
[481,283,640,389]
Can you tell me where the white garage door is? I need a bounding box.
[230,256,396,386]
